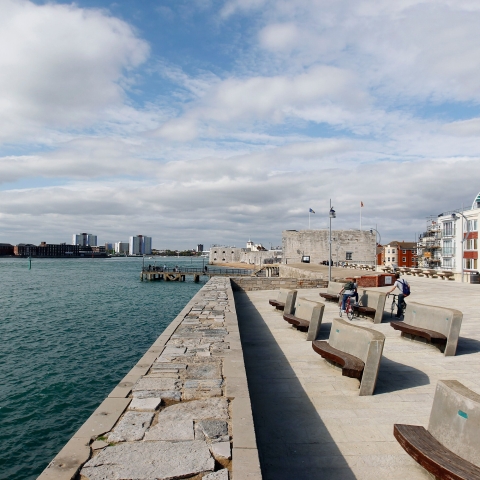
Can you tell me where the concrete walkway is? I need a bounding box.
[234,276,480,479]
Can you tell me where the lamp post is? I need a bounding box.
[329,200,336,281]
[369,227,381,271]
[452,212,471,283]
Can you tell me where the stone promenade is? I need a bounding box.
[235,275,480,479]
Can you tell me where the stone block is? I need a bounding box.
[107,411,154,442]
[144,418,194,441]
[210,442,232,460]
[133,390,181,402]
[203,469,229,480]
[186,363,221,379]
[132,377,180,392]
[194,420,229,442]
[129,397,162,412]
[81,441,214,480]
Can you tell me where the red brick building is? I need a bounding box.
[382,241,418,268]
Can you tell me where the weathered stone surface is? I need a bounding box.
[210,442,232,460]
[183,388,223,400]
[129,397,162,412]
[132,377,179,391]
[185,379,223,389]
[81,441,214,480]
[145,398,228,442]
[195,420,228,442]
[186,363,221,379]
[90,440,108,451]
[107,411,154,442]
[203,469,229,480]
[144,418,194,441]
[132,390,181,401]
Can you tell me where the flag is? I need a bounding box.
[361,201,364,207]
[309,208,315,213]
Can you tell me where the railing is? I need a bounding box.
[142,266,254,276]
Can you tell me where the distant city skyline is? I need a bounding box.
[1,1,480,248]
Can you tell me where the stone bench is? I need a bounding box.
[354,289,387,324]
[390,301,463,356]
[283,298,325,340]
[319,281,344,302]
[394,380,480,479]
[269,288,297,313]
[312,317,385,396]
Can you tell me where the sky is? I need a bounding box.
[1,0,480,249]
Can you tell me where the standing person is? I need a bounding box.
[387,273,410,317]
[339,279,358,313]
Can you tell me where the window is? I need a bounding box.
[403,257,406,262]
[464,258,478,270]
[392,256,395,262]
[388,257,390,261]
[466,239,478,250]
[443,221,454,236]
[387,249,390,253]
[346,252,353,260]
[443,239,454,256]
[467,219,478,232]
[392,249,396,253]
[443,258,452,268]
[403,250,406,254]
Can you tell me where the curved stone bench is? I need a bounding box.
[312,318,385,396]
[355,289,387,324]
[390,301,463,356]
[319,281,344,303]
[269,288,297,313]
[394,380,480,479]
[283,298,325,340]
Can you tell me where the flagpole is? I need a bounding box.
[360,205,362,231]
[309,210,311,229]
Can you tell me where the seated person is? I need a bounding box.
[340,280,358,312]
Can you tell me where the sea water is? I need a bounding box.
[0,256,207,480]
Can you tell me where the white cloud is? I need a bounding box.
[0,0,149,142]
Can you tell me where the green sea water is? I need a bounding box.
[0,256,206,480]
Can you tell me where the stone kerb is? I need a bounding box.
[403,301,463,356]
[39,277,260,480]
[358,289,387,324]
[292,297,325,341]
[329,317,385,396]
[428,380,480,468]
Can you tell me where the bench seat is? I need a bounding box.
[319,293,339,302]
[390,321,447,346]
[268,299,285,310]
[283,313,309,332]
[394,424,480,480]
[353,305,376,317]
[312,340,364,379]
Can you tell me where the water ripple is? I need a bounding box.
[0,257,203,480]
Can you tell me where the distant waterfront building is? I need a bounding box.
[209,240,282,265]
[382,241,417,268]
[115,241,129,254]
[73,233,97,247]
[105,242,113,252]
[0,243,14,256]
[418,191,480,279]
[129,235,152,255]
[13,242,106,257]
[196,244,204,253]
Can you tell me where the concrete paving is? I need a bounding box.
[235,275,480,479]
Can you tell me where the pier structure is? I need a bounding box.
[140,266,255,282]
[40,277,260,480]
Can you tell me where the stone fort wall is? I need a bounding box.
[283,229,376,265]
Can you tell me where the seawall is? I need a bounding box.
[39,277,260,480]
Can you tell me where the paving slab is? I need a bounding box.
[81,441,215,480]
[234,276,480,480]
[107,411,154,442]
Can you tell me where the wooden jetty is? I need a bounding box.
[140,266,255,282]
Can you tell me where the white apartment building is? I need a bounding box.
[431,192,480,280]
[72,233,97,246]
[129,235,152,255]
[114,242,129,254]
